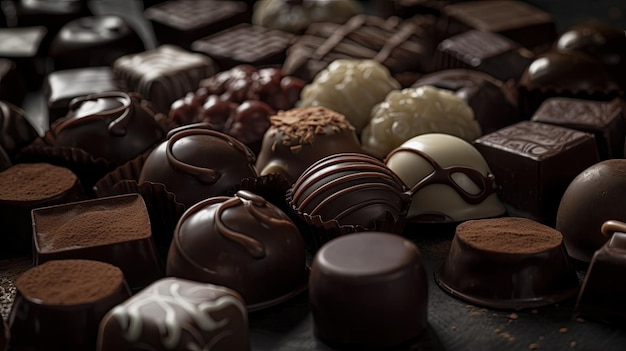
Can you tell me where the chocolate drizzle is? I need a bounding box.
[57,91,134,137]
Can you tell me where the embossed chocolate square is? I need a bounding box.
[434,30,534,81]
[532,98,625,160]
[473,121,599,225]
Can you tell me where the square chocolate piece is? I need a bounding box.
[0,26,48,88]
[145,0,250,50]
[191,23,295,69]
[43,67,127,123]
[532,97,625,160]
[441,0,556,52]
[473,121,599,225]
[434,30,534,81]
[112,45,217,113]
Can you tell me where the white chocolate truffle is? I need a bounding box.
[361,86,482,159]
[297,59,400,133]
[386,133,505,223]
[252,0,362,34]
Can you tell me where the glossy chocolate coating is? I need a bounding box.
[436,217,579,310]
[289,152,410,229]
[576,220,626,325]
[557,160,626,262]
[9,259,131,351]
[167,191,306,310]
[474,121,599,225]
[256,107,362,184]
[309,232,428,349]
[47,91,166,166]
[192,24,294,69]
[49,15,145,70]
[0,100,39,160]
[531,97,625,159]
[32,194,163,291]
[139,125,257,209]
[441,0,556,52]
[98,277,249,351]
[12,0,91,36]
[0,26,47,87]
[412,69,520,134]
[145,0,250,50]
[112,45,217,113]
[0,59,26,106]
[43,67,127,123]
[435,30,534,81]
[0,163,85,257]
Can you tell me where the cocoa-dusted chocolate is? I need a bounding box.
[0,163,85,257]
[436,217,580,310]
[0,100,39,160]
[112,45,217,113]
[9,259,131,351]
[474,121,599,225]
[98,277,249,351]
[412,69,521,134]
[139,124,258,209]
[45,91,166,166]
[167,191,306,310]
[531,97,625,159]
[255,107,362,184]
[32,194,163,291]
[557,159,626,263]
[309,232,428,349]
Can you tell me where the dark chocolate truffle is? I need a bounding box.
[98,277,249,351]
[436,217,580,309]
[309,232,428,349]
[8,259,131,351]
[255,107,362,184]
[557,159,626,262]
[167,190,306,310]
[32,194,163,291]
[139,125,258,209]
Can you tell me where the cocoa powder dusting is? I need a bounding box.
[268,107,355,147]
[16,260,123,305]
[456,217,562,254]
[0,163,78,201]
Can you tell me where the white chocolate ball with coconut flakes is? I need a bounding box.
[361,86,482,159]
[297,59,400,133]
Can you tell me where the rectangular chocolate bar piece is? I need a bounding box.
[531,97,625,160]
[473,121,599,225]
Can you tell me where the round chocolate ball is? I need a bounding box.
[139,124,258,208]
[557,159,626,263]
[309,232,428,349]
[167,190,307,310]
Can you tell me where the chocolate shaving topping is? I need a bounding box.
[269,107,355,146]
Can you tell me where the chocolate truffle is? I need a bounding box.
[191,23,294,69]
[252,0,362,34]
[576,220,626,326]
[361,86,481,159]
[0,100,39,160]
[297,59,401,133]
[531,97,625,160]
[474,121,599,225]
[434,29,534,81]
[412,69,521,134]
[98,277,249,351]
[139,125,258,209]
[255,107,362,184]
[45,91,166,166]
[32,194,163,291]
[0,163,85,257]
[145,0,250,50]
[167,190,306,310]
[436,217,580,309]
[49,15,145,70]
[8,259,131,351]
[112,45,217,113]
[43,67,127,123]
[386,133,505,223]
[556,159,626,263]
[309,232,428,349]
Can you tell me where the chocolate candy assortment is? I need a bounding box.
[0,0,626,350]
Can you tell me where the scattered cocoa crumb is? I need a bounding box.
[570,341,577,348]
[451,326,457,331]
[539,336,545,341]
[494,328,501,334]
[479,308,487,313]
[576,318,585,323]
[470,311,481,317]
[559,328,568,334]
[508,313,519,320]
[466,305,474,309]
[529,343,540,350]
[531,309,539,315]
[501,332,513,340]
[492,313,498,317]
